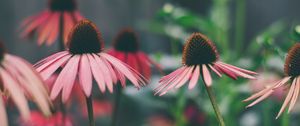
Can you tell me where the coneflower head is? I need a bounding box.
[67,20,103,54]
[284,43,300,77]
[182,33,219,66]
[113,28,139,52]
[49,0,76,12]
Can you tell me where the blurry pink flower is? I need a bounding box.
[108,28,162,80]
[81,100,112,118]
[155,33,257,95]
[20,111,73,126]
[184,105,206,125]
[249,72,285,101]
[20,0,84,46]
[147,115,175,126]
[245,43,300,118]
[0,42,51,126]
[34,20,147,103]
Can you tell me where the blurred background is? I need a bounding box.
[1,0,300,126]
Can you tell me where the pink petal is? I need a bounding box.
[37,12,59,45]
[175,66,194,88]
[217,63,255,79]
[246,90,273,108]
[214,63,238,80]
[0,97,8,126]
[218,62,257,75]
[79,54,93,97]
[93,54,113,93]
[0,68,30,119]
[39,54,72,80]
[63,12,75,43]
[202,65,212,87]
[208,64,222,77]
[5,55,51,115]
[288,77,300,113]
[100,53,142,88]
[74,11,84,21]
[87,54,106,93]
[21,11,51,38]
[276,79,296,119]
[159,67,190,96]
[101,56,118,84]
[62,56,80,102]
[188,65,200,90]
[34,51,69,68]
[46,13,60,45]
[50,56,79,102]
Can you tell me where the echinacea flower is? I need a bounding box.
[245,43,300,118]
[155,33,257,95]
[20,0,84,45]
[108,28,162,80]
[34,19,147,103]
[20,111,73,126]
[0,42,51,126]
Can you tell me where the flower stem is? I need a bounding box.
[110,85,122,126]
[86,96,95,126]
[281,110,289,126]
[204,85,225,126]
[174,88,187,126]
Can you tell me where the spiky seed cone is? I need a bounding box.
[182,33,219,66]
[284,43,300,77]
[49,0,77,11]
[113,28,139,52]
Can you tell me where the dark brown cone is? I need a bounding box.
[48,0,77,12]
[113,28,139,53]
[182,33,219,66]
[284,43,300,77]
[67,20,104,54]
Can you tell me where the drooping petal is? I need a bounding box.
[46,13,60,45]
[21,11,51,38]
[208,64,221,77]
[189,65,200,90]
[218,62,258,75]
[63,12,75,43]
[79,54,93,97]
[37,12,59,45]
[202,65,212,87]
[214,63,238,80]
[74,11,84,21]
[101,56,118,84]
[217,62,255,79]
[246,90,273,108]
[0,97,8,126]
[276,79,296,119]
[62,56,80,102]
[4,55,51,116]
[93,54,113,93]
[100,53,146,88]
[288,77,300,113]
[50,55,79,102]
[34,51,69,68]
[0,68,29,119]
[175,66,194,88]
[39,54,72,80]
[87,54,106,93]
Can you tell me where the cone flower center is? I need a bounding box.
[113,28,139,52]
[67,20,103,54]
[182,33,219,66]
[49,0,76,11]
[284,43,300,77]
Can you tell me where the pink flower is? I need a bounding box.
[20,111,73,126]
[245,43,300,118]
[34,20,147,103]
[155,33,257,95]
[108,28,162,80]
[0,42,51,126]
[20,0,84,46]
[249,72,285,101]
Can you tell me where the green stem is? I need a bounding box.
[281,110,289,126]
[174,88,187,126]
[234,0,246,54]
[110,85,122,126]
[204,85,225,126]
[263,100,271,126]
[86,96,95,126]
